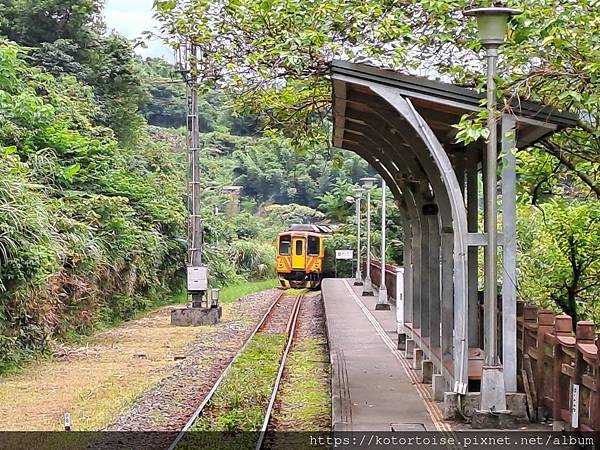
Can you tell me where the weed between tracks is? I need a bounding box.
[271,337,330,431]
[177,333,285,449]
[190,333,286,431]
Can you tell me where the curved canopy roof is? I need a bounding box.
[332,60,579,152]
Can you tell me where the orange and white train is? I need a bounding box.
[276,224,332,289]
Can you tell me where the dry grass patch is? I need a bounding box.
[0,305,220,431]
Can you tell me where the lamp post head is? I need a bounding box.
[360,177,377,190]
[465,6,521,47]
[353,187,365,199]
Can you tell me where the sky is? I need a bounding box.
[103,0,173,60]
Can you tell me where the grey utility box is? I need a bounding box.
[187,266,208,293]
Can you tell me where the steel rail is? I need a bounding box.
[167,289,286,450]
[255,292,304,450]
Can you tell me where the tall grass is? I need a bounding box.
[218,279,278,304]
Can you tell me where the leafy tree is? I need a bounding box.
[139,58,187,128]
[85,33,148,146]
[0,0,102,47]
[27,39,89,77]
[518,200,600,324]
[318,178,355,222]
[154,0,600,196]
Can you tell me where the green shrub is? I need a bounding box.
[228,239,275,280]
[0,42,187,370]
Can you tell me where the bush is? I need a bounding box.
[518,200,600,324]
[228,239,275,280]
[0,42,187,371]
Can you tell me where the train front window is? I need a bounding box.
[295,239,303,256]
[279,235,291,255]
[308,236,320,256]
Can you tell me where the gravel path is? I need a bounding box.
[106,289,280,432]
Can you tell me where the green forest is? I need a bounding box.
[0,0,380,372]
[1,0,599,373]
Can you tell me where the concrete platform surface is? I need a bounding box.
[322,278,437,431]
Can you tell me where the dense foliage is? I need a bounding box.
[0,32,377,372]
[0,41,186,370]
[155,0,600,323]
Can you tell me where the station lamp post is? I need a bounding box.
[360,177,377,296]
[352,187,365,286]
[465,5,521,413]
[376,179,390,310]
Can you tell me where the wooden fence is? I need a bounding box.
[518,302,599,430]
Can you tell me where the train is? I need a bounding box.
[276,224,333,289]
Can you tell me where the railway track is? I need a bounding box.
[168,290,305,450]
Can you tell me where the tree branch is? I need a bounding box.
[541,138,600,198]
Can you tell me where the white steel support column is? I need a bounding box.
[396,267,405,333]
[376,180,390,309]
[501,115,518,392]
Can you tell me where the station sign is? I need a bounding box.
[335,250,354,260]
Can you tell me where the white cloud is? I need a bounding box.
[103,0,173,60]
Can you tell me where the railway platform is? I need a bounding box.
[322,278,449,432]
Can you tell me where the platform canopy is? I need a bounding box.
[331,60,578,394]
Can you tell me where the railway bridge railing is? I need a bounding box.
[518,303,599,431]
